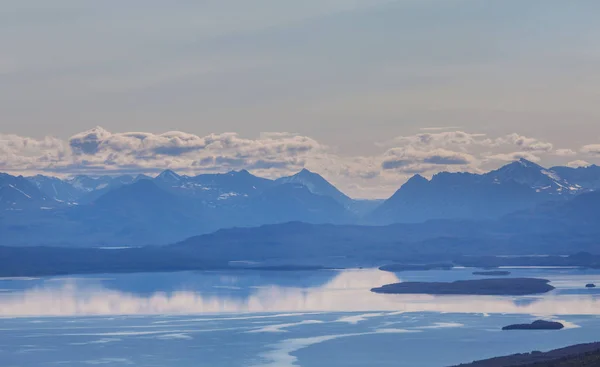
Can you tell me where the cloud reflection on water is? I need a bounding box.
[0,269,599,317]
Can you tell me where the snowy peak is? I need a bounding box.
[486,159,579,195]
[26,174,81,203]
[550,164,600,191]
[150,169,274,203]
[67,175,114,192]
[516,158,541,168]
[0,173,56,210]
[231,169,251,176]
[296,168,315,177]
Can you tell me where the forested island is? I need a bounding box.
[379,263,454,272]
[473,271,511,276]
[371,278,554,296]
[502,320,564,330]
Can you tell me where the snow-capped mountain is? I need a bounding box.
[369,159,597,224]
[67,174,135,193]
[153,169,274,203]
[27,175,83,203]
[0,173,58,210]
[550,164,600,191]
[369,170,541,224]
[2,159,600,246]
[484,158,581,195]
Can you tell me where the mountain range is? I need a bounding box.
[1,158,599,247]
[3,189,600,277]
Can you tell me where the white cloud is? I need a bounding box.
[382,147,476,172]
[498,134,553,152]
[0,128,595,198]
[582,144,600,156]
[554,148,577,157]
[383,131,489,148]
[486,151,541,163]
[567,160,592,168]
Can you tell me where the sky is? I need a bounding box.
[1,0,600,198]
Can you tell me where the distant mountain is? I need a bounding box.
[0,173,57,210]
[69,180,213,245]
[242,183,353,225]
[73,175,137,204]
[275,169,352,206]
[67,175,119,192]
[485,158,580,196]
[154,169,183,186]
[370,170,542,224]
[501,190,600,233]
[26,174,141,204]
[0,175,354,246]
[27,175,82,203]
[154,169,274,203]
[1,158,600,247]
[369,159,600,224]
[550,164,600,191]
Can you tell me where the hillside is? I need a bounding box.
[454,342,600,367]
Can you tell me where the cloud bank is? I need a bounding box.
[0,127,597,198]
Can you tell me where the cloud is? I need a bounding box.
[381,147,476,174]
[567,160,592,168]
[0,127,329,182]
[0,127,594,199]
[0,133,69,169]
[486,151,541,163]
[66,127,324,175]
[383,131,489,148]
[581,144,600,156]
[499,134,553,152]
[69,127,113,155]
[554,148,577,157]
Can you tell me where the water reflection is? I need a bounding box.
[1,269,599,317]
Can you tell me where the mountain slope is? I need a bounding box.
[551,164,600,190]
[485,158,580,196]
[275,169,352,206]
[27,175,82,203]
[0,173,57,210]
[154,169,274,202]
[370,171,541,224]
[241,183,354,225]
[69,180,213,245]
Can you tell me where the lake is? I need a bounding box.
[1,268,600,366]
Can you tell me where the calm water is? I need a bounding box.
[1,268,600,367]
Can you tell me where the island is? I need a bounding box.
[371,278,554,296]
[586,283,596,288]
[472,270,511,276]
[379,263,454,272]
[502,320,564,330]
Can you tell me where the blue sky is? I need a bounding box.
[1,1,599,197]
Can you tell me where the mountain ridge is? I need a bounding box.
[0,159,598,247]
